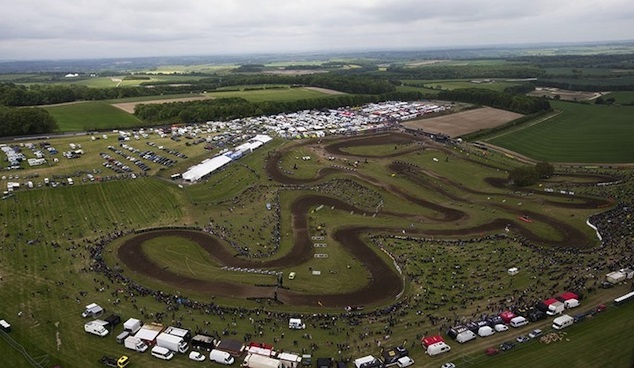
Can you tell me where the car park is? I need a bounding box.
[528,329,542,339]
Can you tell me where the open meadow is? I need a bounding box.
[1,126,632,368]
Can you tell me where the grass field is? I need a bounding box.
[485,100,634,163]
[0,121,632,368]
[603,90,634,104]
[401,79,523,92]
[203,87,330,102]
[44,101,145,131]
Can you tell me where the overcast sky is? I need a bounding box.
[1,0,633,60]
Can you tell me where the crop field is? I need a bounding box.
[401,107,523,137]
[0,127,632,368]
[485,100,634,163]
[43,101,145,131]
[402,79,522,92]
[203,87,331,102]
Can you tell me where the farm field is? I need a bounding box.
[402,79,523,92]
[43,101,145,131]
[0,126,632,368]
[603,90,634,104]
[401,107,523,137]
[203,87,331,102]
[485,100,634,163]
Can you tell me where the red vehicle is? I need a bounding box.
[485,348,499,356]
[594,304,606,313]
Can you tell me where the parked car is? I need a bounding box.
[528,329,543,339]
[594,304,606,313]
[441,363,456,368]
[189,351,206,362]
[516,335,530,343]
[494,324,508,332]
[485,348,499,356]
[500,341,516,351]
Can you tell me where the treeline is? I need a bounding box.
[508,162,555,187]
[512,53,634,69]
[384,64,546,80]
[0,74,396,107]
[438,88,551,114]
[0,82,186,106]
[0,106,57,137]
[534,79,634,92]
[135,91,424,124]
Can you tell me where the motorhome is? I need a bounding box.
[552,314,574,330]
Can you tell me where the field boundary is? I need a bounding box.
[0,330,49,368]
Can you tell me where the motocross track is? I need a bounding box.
[118,132,614,307]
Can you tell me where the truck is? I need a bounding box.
[243,353,282,368]
[546,301,565,316]
[123,318,142,334]
[85,320,109,337]
[124,335,149,353]
[552,314,574,330]
[156,332,189,354]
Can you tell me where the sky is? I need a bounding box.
[1,0,634,60]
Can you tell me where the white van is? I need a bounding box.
[426,342,451,356]
[510,316,528,328]
[210,349,235,365]
[289,318,305,330]
[456,330,476,343]
[151,345,174,360]
[396,356,414,368]
[477,326,495,337]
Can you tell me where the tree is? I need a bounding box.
[535,161,555,178]
[508,166,539,187]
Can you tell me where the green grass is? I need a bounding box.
[467,302,634,368]
[486,101,634,163]
[44,101,145,131]
[0,129,630,368]
[603,90,634,104]
[402,79,522,92]
[204,87,331,102]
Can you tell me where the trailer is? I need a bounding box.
[134,322,164,346]
[552,314,574,330]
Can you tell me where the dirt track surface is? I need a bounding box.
[117,131,615,308]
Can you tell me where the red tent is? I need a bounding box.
[499,311,516,324]
[558,291,579,302]
[421,335,444,348]
[544,298,559,306]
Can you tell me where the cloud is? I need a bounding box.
[0,0,633,59]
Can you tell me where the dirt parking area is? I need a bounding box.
[401,107,523,137]
[529,87,603,101]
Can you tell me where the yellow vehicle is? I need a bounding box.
[117,356,130,368]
